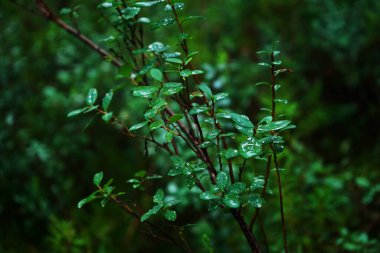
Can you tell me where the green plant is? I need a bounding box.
[34,1,294,252]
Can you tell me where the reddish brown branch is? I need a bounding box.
[35,0,123,67]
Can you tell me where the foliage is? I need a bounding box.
[1,0,379,252]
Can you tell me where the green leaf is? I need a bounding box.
[166,131,173,142]
[258,120,291,132]
[77,191,100,208]
[234,124,253,136]
[133,1,163,7]
[162,82,184,95]
[229,182,247,194]
[164,210,177,221]
[247,194,264,208]
[60,7,72,15]
[165,199,180,207]
[219,112,254,136]
[104,178,113,188]
[130,121,149,131]
[164,2,184,11]
[184,57,192,66]
[255,81,271,87]
[168,114,183,123]
[165,58,183,64]
[186,175,196,189]
[216,171,229,189]
[199,83,212,98]
[140,204,163,222]
[144,109,156,119]
[180,69,192,77]
[133,48,149,55]
[192,70,204,75]
[163,52,181,58]
[135,170,147,178]
[145,174,162,180]
[100,198,109,207]
[148,42,168,53]
[199,141,214,148]
[127,178,140,184]
[189,105,209,115]
[83,105,99,114]
[93,171,104,186]
[250,178,265,190]
[153,189,164,204]
[149,120,164,131]
[152,17,175,30]
[207,129,220,140]
[181,15,205,24]
[199,191,220,200]
[138,60,156,75]
[86,88,98,106]
[258,62,271,68]
[185,51,199,60]
[170,155,185,168]
[121,7,141,19]
[102,91,113,111]
[101,112,113,122]
[132,86,158,98]
[67,107,86,117]
[150,97,167,111]
[150,68,163,82]
[223,193,240,208]
[274,99,288,104]
[220,133,236,138]
[213,93,229,101]
[231,113,254,128]
[168,166,182,176]
[239,137,262,159]
[220,149,239,159]
[259,116,272,125]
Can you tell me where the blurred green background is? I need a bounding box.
[1,0,379,252]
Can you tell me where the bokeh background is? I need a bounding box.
[1,0,379,252]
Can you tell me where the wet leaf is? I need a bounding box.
[133,1,164,7]
[129,121,149,131]
[189,105,209,115]
[164,210,177,221]
[101,112,113,122]
[102,91,113,111]
[93,171,103,186]
[199,191,220,200]
[168,114,183,123]
[162,82,184,95]
[153,189,164,204]
[86,88,98,105]
[258,120,291,132]
[207,129,220,140]
[149,120,164,131]
[223,193,240,208]
[220,148,239,159]
[180,69,192,77]
[77,191,100,208]
[229,182,246,194]
[216,171,229,189]
[132,86,158,98]
[165,58,183,64]
[67,107,86,117]
[199,83,212,98]
[150,68,163,82]
[239,138,262,159]
[213,93,229,101]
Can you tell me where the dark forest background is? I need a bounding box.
[1,0,379,252]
